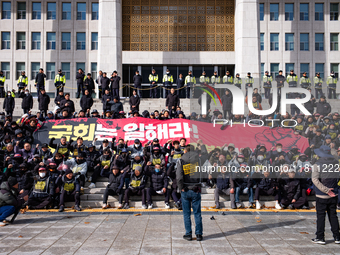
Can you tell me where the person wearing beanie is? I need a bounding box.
[0,176,28,226]
[64,152,88,192]
[56,169,81,212]
[101,165,125,209]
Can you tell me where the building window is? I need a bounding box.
[61,62,70,80]
[315,63,324,78]
[17,2,26,19]
[270,63,279,78]
[300,33,309,51]
[31,62,40,80]
[315,3,324,21]
[16,62,25,79]
[47,2,56,20]
[2,2,11,19]
[330,3,339,21]
[1,62,10,79]
[47,32,56,50]
[32,32,40,50]
[259,3,264,21]
[32,2,41,20]
[261,63,265,77]
[76,62,85,73]
[285,33,294,51]
[285,3,294,21]
[77,32,86,50]
[92,3,98,20]
[285,63,294,76]
[77,3,86,20]
[61,32,71,50]
[91,62,97,79]
[260,33,264,51]
[1,32,10,49]
[300,3,309,21]
[62,3,71,20]
[270,33,279,51]
[315,33,324,51]
[330,33,339,51]
[331,63,339,78]
[300,63,309,77]
[46,62,55,80]
[16,32,25,50]
[270,4,279,21]
[91,32,98,50]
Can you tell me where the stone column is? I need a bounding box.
[98,0,122,98]
[234,0,261,88]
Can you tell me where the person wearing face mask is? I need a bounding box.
[56,169,81,212]
[70,137,86,158]
[113,148,129,173]
[123,166,147,209]
[286,146,300,164]
[85,144,100,173]
[149,146,165,168]
[327,71,338,99]
[89,148,112,189]
[64,152,88,192]
[27,167,55,209]
[268,143,290,163]
[222,143,238,162]
[112,138,127,155]
[33,143,53,164]
[162,69,173,98]
[21,89,33,114]
[184,70,196,99]
[101,165,125,209]
[248,151,268,173]
[228,154,245,169]
[129,89,140,112]
[15,163,33,199]
[47,161,62,209]
[3,91,15,117]
[234,164,254,208]
[128,139,144,157]
[0,177,28,226]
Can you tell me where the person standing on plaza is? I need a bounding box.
[263,71,273,99]
[223,71,233,85]
[176,144,203,242]
[133,70,143,98]
[76,68,85,98]
[234,73,242,89]
[21,89,33,114]
[311,145,340,244]
[163,69,173,98]
[0,70,6,98]
[54,69,66,97]
[17,71,28,97]
[245,72,254,97]
[3,91,14,117]
[300,72,311,90]
[129,90,140,112]
[185,70,196,99]
[275,70,285,97]
[35,68,46,96]
[200,71,210,84]
[110,71,121,98]
[314,72,324,99]
[96,70,103,99]
[327,71,337,99]
[176,74,185,98]
[84,73,95,96]
[38,89,50,118]
[149,69,158,98]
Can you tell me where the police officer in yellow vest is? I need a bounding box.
[149,69,158,98]
[327,71,337,99]
[234,73,242,89]
[223,71,233,85]
[211,71,220,86]
[314,72,324,99]
[162,69,173,98]
[286,69,298,98]
[17,71,28,97]
[245,72,254,96]
[54,69,66,97]
[300,72,311,89]
[185,70,196,99]
[0,70,5,98]
[263,71,273,99]
[199,71,209,84]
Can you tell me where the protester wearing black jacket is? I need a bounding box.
[316,96,331,116]
[35,69,46,96]
[133,71,143,98]
[101,73,110,93]
[76,69,85,98]
[129,90,140,111]
[3,92,14,116]
[60,94,75,116]
[222,90,233,119]
[84,73,95,96]
[110,71,121,98]
[176,74,185,98]
[102,90,112,113]
[80,90,93,112]
[21,90,33,114]
[166,88,180,112]
[101,165,124,209]
[38,89,50,117]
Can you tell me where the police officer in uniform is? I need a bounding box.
[199,71,209,84]
[234,73,242,89]
[300,72,311,89]
[17,71,28,97]
[223,71,233,88]
[275,70,285,97]
[327,71,337,99]
[176,144,203,241]
[185,70,196,99]
[54,69,66,97]
[0,71,5,98]
[245,72,254,96]
[149,69,158,98]
[314,72,324,99]
[162,69,173,98]
[286,69,298,98]
[263,71,273,99]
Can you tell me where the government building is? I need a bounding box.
[0,0,339,97]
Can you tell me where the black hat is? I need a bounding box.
[320,95,326,99]
[65,169,73,175]
[19,163,27,168]
[58,69,62,72]
[91,109,98,114]
[103,139,109,143]
[279,70,283,72]
[247,72,251,75]
[316,72,320,75]
[111,165,119,170]
[7,177,18,187]
[87,73,91,76]
[15,129,22,135]
[290,69,294,72]
[331,71,335,74]
[79,109,85,113]
[134,139,140,143]
[153,138,159,142]
[78,152,86,158]
[41,143,48,148]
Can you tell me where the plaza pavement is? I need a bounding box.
[0,211,339,255]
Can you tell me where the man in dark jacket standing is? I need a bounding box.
[129,90,140,112]
[54,90,65,107]
[312,145,340,244]
[34,68,46,96]
[166,88,180,112]
[133,70,143,98]
[21,89,33,114]
[176,74,185,98]
[110,71,121,98]
[222,89,233,119]
[80,89,93,112]
[76,68,85,98]
[101,165,124,209]
[38,89,50,117]
[0,177,28,226]
[3,91,14,116]
[84,73,95,96]
[101,72,110,94]
[60,93,75,116]
[316,96,331,116]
